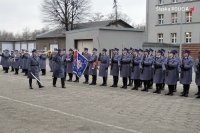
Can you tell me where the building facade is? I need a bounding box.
[66,27,145,54]
[146,0,200,44]
[0,40,36,53]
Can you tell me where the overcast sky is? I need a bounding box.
[0,0,146,33]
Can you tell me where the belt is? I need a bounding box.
[31,65,39,66]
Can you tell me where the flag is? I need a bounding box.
[189,6,195,13]
[73,50,88,78]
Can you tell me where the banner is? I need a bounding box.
[73,50,88,78]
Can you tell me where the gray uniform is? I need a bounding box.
[119,54,131,78]
[27,56,40,79]
[22,53,30,70]
[82,52,91,75]
[0,52,10,68]
[110,54,120,77]
[99,54,110,77]
[13,54,21,69]
[180,56,193,85]
[131,54,142,80]
[66,54,74,74]
[140,55,153,81]
[153,56,165,84]
[39,54,47,70]
[164,57,179,85]
[52,54,65,78]
[194,59,200,86]
[89,54,98,76]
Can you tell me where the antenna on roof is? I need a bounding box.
[113,0,118,27]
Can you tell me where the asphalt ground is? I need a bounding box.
[0,66,200,133]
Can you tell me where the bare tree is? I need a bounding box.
[106,12,132,24]
[41,0,91,31]
[89,12,105,22]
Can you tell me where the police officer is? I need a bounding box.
[152,49,165,94]
[149,48,155,89]
[13,50,21,75]
[27,49,44,89]
[10,50,15,72]
[0,49,10,73]
[66,48,74,82]
[82,48,91,84]
[99,48,110,86]
[119,48,131,89]
[22,50,30,76]
[194,51,200,99]
[174,50,181,92]
[131,49,142,90]
[89,48,98,85]
[49,49,58,72]
[140,49,153,92]
[179,50,193,97]
[128,48,134,86]
[110,48,120,87]
[161,48,166,90]
[39,51,47,75]
[164,50,179,96]
[52,49,66,88]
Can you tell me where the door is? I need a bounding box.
[50,44,58,51]
[28,43,35,52]
[15,43,21,51]
[21,43,28,50]
[2,42,13,52]
[77,40,93,53]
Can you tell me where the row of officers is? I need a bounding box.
[49,47,200,99]
[1,48,200,99]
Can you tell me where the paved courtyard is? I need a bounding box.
[0,67,200,133]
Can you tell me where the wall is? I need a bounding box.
[66,28,145,53]
[36,37,66,50]
[147,0,200,44]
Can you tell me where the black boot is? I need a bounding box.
[67,73,73,82]
[180,86,186,97]
[83,75,89,84]
[61,78,66,88]
[53,77,57,87]
[29,79,33,89]
[37,81,44,88]
[73,76,79,82]
[153,84,159,93]
[89,75,96,85]
[197,87,200,98]
[166,85,173,96]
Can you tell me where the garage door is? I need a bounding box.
[15,43,21,51]
[50,44,58,51]
[2,42,13,52]
[28,43,35,52]
[21,43,27,50]
[77,40,93,53]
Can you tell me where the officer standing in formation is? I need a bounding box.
[99,48,110,86]
[52,49,66,88]
[119,48,131,89]
[0,49,10,73]
[110,48,120,87]
[179,50,193,97]
[39,51,47,75]
[82,48,91,84]
[89,48,98,85]
[131,49,142,90]
[12,50,21,75]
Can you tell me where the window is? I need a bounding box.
[158,33,164,43]
[171,33,177,43]
[172,0,178,3]
[171,13,178,24]
[186,12,192,23]
[158,14,164,24]
[158,0,164,5]
[185,32,192,43]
